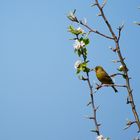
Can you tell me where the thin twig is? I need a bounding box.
[96,83,127,91]
[124,120,136,130]
[110,73,125,77]
[80,21,114,40]
[117,24,124,42]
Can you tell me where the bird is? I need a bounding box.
[94,66,118,93]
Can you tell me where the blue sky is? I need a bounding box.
[0,0,140,140]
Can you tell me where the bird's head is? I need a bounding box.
[95,66,104,72]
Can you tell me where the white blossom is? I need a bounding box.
[73,39,85,50]
[74,60,82,69]
[76,27,84,34]
[96,135,107,140]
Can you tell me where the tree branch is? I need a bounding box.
[94,0,140,132]
[76,35,101,136]
[79,21,114,40]
[96,83,127,91]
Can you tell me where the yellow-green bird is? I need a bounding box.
[95,66,118,93]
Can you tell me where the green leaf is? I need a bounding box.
[74,49,77,53]
[76,61,90,74]
[77,49,82,57]
[68,25,74,32]
[84,67,90,73]
[68,26,77,35]
[83,48,88,56]
[81,62,87,67]
[68,26,84,35]
[83,38,90,45]
[79,37,90,46]
[76,69,81,74]
[122,74,127,79]
[79,37,84,41]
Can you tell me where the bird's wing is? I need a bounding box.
[102,71,114,84]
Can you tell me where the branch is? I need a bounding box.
[67,10,114,40]
[94,0,140,132]
[124,120,136,130]
[110,73,125,77]
[94,0,117,41]
[96,83,127,91]
[86,72,101,136]
[77,36,101,136]
[80,21,114,40]
[117,23,124,42]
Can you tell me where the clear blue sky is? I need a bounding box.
[0,0,140,140]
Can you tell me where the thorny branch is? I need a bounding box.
[79,38,101,136]
[124,120,137,130]
[71,33,101,136]
[86,72,101,136]
[92,0,140,132]
[96,83,127,91]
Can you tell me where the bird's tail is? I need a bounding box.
[112,86,118,93]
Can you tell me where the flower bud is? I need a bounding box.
[74,60,82,69]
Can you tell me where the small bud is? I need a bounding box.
[74,60,82,69]
[97,12,102,16]
[102,0,107,8]
[134,21,140,26]
[82,18,87,25]
[118,65,125,71]
[67,11,78,22]
[112,60,118,63]
[91,3,97,7]
[76,27,84,34]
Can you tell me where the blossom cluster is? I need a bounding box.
[96,135,108,140]
[73,39,85,50]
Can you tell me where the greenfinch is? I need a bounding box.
[95,66,118,93]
